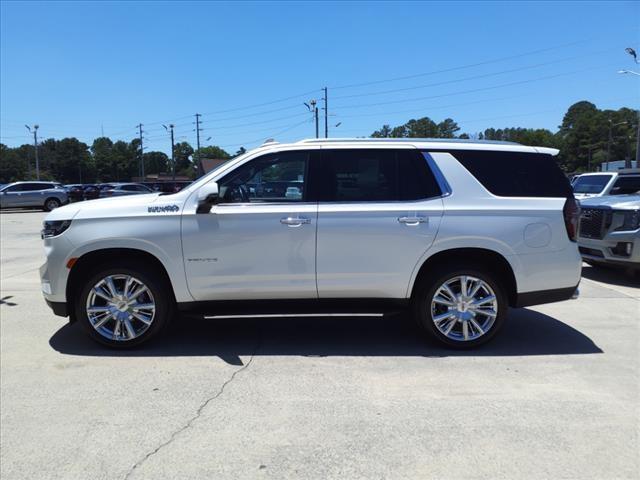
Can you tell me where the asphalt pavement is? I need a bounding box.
[1,210,638,480]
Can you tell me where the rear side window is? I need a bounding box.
[319,149,441,202]
[446,150,572,197]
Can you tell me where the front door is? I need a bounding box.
[182,149,319,301]
[316,148,444,299]
[0,184,25,207]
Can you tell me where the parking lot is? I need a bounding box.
[0,210,638,480]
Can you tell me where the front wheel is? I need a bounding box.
[75,263,172,348]
[412,266,507,348]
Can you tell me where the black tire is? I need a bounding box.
[412,263,507,348]
[75,262,173,348]
[43,197,61,211]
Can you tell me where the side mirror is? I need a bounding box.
[196,182,219,214]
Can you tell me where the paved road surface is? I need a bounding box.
[1,210,638,480]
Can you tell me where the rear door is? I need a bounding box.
[316,147,444,298]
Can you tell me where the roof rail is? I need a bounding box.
[296,137,521,146]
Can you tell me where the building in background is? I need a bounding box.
[601,160,638,171]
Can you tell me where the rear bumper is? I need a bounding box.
[514,285,579,308]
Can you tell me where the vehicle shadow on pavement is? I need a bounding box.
[49,307,602,363]
[581,264,640,288]
[0,209,45,214]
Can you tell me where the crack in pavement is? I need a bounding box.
[123,332,262,480]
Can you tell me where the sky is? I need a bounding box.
[1,1,639,155]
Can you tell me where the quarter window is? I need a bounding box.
[219,151,309,203]
[448,150,573,198]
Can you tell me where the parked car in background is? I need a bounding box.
[143,181,191,193]
[572,169,640,199]
[99,183,154,197]
[578,194,640,271]
[82,184,101,201]
[65,184,86,202]
[0,181,68,211]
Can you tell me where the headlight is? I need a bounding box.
[41,220,72,238]
[614,209,640,232]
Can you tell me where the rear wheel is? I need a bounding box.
[75,263,172,348]
[43,197,61,211]
[412,265,507,348]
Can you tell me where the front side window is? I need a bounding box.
[218,150,309,203]
[21,183,46,191]
[610,176,640,195]
[319,149,441,202]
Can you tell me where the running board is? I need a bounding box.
[178,298,409,317]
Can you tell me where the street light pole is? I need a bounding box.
[619,47,640,164]
[323,87,328,138]
[163,124,175,181]
[137,123,144,179]
[25,124,40,180]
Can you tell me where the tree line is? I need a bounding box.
[0,137,239,184]
[371,101,638,172]
[1,100,637,184]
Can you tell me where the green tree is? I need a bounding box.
[197,145,231,160]
[143,151,169,175]
[0,144,30,182]
[371,125,392,138]
[173,141,194,176]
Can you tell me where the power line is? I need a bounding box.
[219,118,311,149]
[330,38,598,90]
[333,63,618,110]
[199,88,321,116]
[331,49,615,101]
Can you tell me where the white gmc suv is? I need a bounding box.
[40,138,582,348]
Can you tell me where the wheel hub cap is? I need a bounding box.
[86,274,156,341]
[430,275,498,342]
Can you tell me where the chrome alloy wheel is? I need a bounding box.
[85,274,156,341]
[430,275,498,342]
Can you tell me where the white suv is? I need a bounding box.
[40,139,582,348]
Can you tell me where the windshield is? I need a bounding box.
[572,174,613,194]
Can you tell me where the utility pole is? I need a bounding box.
[137,123,144,179]
[195,113,203,177]
[323,87,328,138]
[164,124,176,181]
[25,125,40,180]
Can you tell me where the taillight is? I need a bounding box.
[563,196,580,242]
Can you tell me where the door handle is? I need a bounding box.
[398,216,427,226]
[280,216,311,226]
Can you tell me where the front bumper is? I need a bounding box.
[578,228,640,268]
[46,299,68,317]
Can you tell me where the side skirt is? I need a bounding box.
[177,298,409,317]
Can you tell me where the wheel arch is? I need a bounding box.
[409,248,518,307]
[66,248,176,321]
